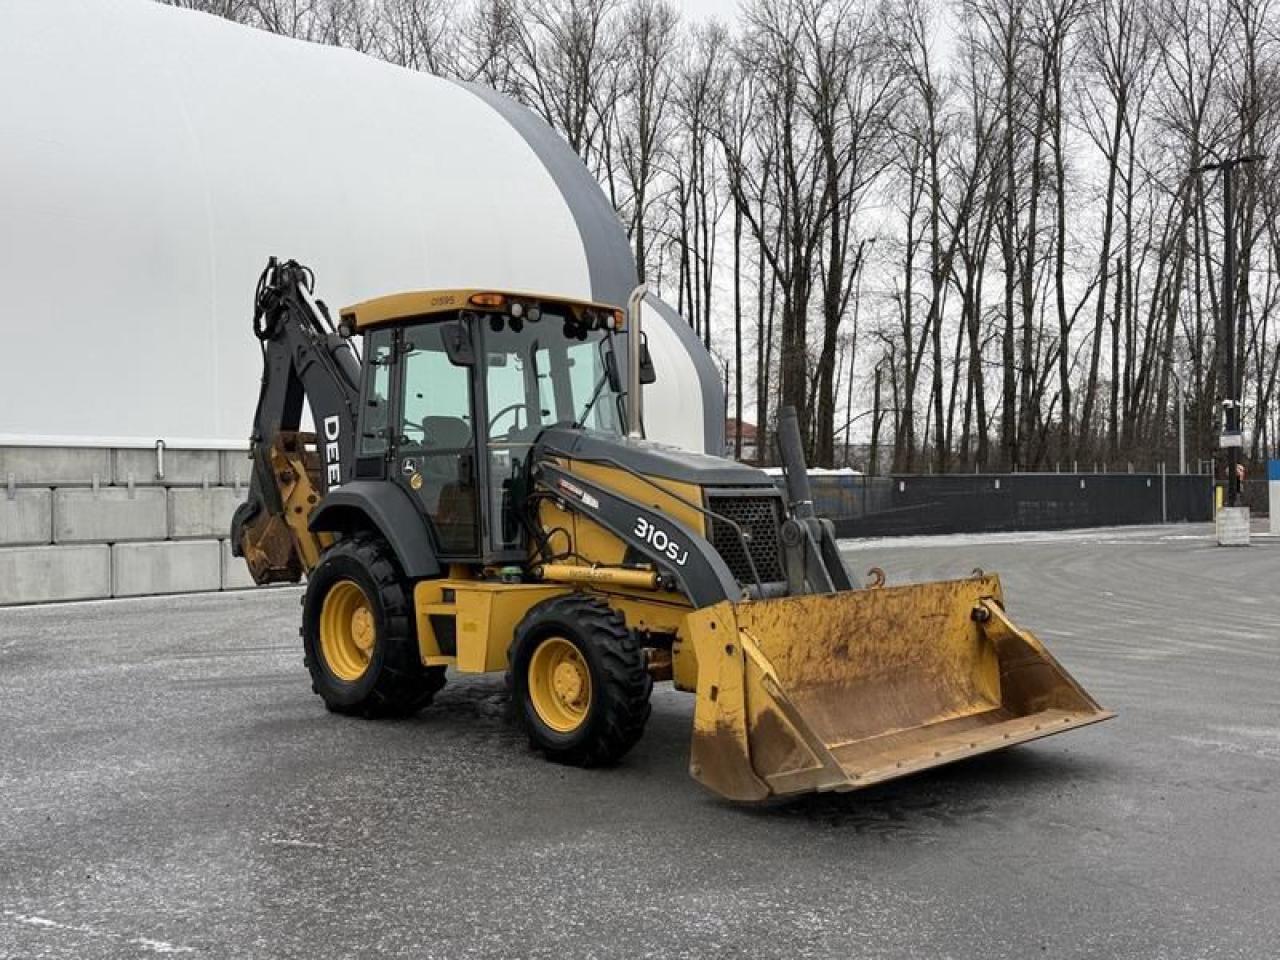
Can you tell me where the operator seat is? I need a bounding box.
[419,415,477,552]
[421,415,473,453]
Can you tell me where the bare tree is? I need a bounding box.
[377,0,455,71]
[152,0,1280,469]
[615,0,679,279]
[512,0,619,167]
[460,0,523,94]
[160,0,256,19]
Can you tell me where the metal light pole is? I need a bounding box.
[1171,368,1186,475]
[1195,154,1264,505]
[841,237,873,468]
[1177,379,1186,476]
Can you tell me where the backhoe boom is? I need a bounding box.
[231,259,362,582]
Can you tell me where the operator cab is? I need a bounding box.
[339,290,640,565]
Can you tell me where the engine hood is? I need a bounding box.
[535,427,771,488]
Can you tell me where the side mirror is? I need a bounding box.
[605,340,655,386]
[441,320,475,366]
[639,334,657,385]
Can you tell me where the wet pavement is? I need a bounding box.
[1,525,1277,958]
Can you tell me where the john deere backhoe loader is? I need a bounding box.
[232,258,1111,801]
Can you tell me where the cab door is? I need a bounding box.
[393,320,482,558]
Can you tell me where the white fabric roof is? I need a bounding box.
[0,0,721,454]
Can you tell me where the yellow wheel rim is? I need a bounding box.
[319,580,376,682]
[528,636,592,733]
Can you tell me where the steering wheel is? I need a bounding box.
[487,401,537,438]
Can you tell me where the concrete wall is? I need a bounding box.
[0,445,254,606]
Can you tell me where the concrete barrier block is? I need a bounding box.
[169,487,245,540]
[53,488,167,544]
[0,544,111,605]
[1270,461,1279,535]
[112,540,221,597]
[220,449,252,488]
[113,448,220,487]
[0,447,111,487]
[220,539,258,590]
[0,489,53,546]
[1216,506,1251,546]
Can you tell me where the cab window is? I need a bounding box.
[359,329,394,457]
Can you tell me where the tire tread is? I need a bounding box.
[510,594,651,766]
[302,534,445,718]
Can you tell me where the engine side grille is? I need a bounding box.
[706,492,785,586]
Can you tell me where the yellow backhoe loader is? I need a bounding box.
[232,258,1111,802]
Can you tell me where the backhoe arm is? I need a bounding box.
[231,258,362,583]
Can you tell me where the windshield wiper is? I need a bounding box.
[572,372,610,429]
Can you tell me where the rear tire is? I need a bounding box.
[509,594,651,766]
[302,535,445,717]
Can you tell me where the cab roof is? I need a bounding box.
[339,289,624,332]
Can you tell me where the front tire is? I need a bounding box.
[302,535,445,717]
[509,594,651,766]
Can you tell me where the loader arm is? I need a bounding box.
[231,258,362,583]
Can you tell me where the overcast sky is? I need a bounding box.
[679,0,742,24]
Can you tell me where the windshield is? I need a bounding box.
[482,310,621,553]
[482,314,622,438]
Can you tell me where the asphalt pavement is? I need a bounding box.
[2,524,1277,959]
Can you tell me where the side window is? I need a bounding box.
[565,339,619,433]
[485,350,533,434]
[359,330,394,456]
[402,328,472,446]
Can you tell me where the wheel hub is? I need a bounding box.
[351,606,375,654]
[528,636,593,733]
[552,661,586,705]
[318,579,375,682]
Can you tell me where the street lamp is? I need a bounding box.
[1171,368,1186,475]
[1193,153,1265,505]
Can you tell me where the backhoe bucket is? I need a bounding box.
[686,575,1112,801]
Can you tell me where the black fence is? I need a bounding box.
[787,472,1214,538]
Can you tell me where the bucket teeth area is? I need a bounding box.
[765,707,1111,796]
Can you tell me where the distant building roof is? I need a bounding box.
[725,418,759,442]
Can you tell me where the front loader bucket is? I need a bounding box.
[686,576,1112,802]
